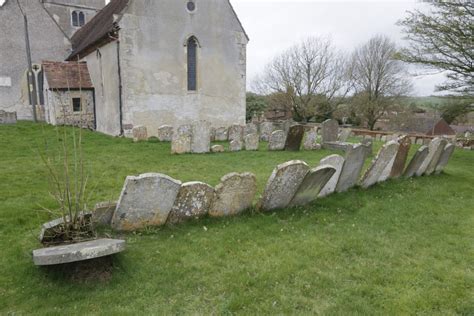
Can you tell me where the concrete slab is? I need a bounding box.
[33,238,126,266]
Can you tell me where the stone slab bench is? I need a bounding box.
[33,238,126,266]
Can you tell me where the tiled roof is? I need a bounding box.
[42,61,93,89]
[67,0,129,60]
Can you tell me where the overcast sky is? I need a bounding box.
[231,0,446,96]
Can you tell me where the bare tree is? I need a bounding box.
[349,35,412,130]
[398,2,473,95]
[253,37,351,122]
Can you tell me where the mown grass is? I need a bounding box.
[0,122,473,315]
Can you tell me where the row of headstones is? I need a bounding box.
[133,122,337,154]
[0,111,17,124]
[109,136,455,231]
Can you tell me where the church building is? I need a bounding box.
[67,0,249,137]
[0,0,106,119]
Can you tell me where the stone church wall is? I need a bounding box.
[117,0,248,137]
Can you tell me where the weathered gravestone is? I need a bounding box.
[416,138,447,176]
[209,173,257,217]
[361,139,373,156]
[157,125,173,142]
[289,165,336,206]
[435,143,455,174]
[230,139,243,152]
[284,125,305,151]
[404,145,429,178]
[425,138,449,176]
[211,145,225,153]
[33,239,126,266]
[171,125,192,154]
[215,127,228,141]
[0,111,17,124]
[360,141,400,188]
[318,155,345,197]
[93,201,117,227]
[259,160,309,211]
[268,130,286,151]
[210,127,216,142]
[245,133,259,151]
[260,122,274,141]
[167,182,215,224]
[378,142,400,183]
[336,144,369,193]
[191,121,211,153]
[228,124,244,142]
[245,123,258,136]
[132,126,148,142]
[321,119,339,144]
[303,127,320,150]
[112,173,181,231]
[339,129,352,142]
[389,135,412,178]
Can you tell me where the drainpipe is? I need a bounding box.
[116,40,124,136]
[17,1,38,122]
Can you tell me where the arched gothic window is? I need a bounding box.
[72,11,86,27]
[187,37,198,91]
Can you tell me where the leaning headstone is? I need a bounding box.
[289,165,336,206]
[435,143,455,174]
[167,182,215,224]
[209,173,257,217]
[191,121,211,153]
[112,173,181,231]
[425,138,449,176]
[284,125,305,151]
[336,144,369,193]
[230,139,242,152]
[211,145,225,153]
[361,140,373,156]
[259,160,310,211]
[245,133,259,151]
[171,125,192,154]
[132,126,147,142]
[33,239,126,266]
[360,141,400,188]
[339,129,352,142]
[245,123,258,136]
[93,201,117,227]
[318,155,345,197]
[215,127,228,141]
[416,138,447,176]
[260,122,274,141]
[228,124,244,142]
[404,146,429,178]
[303,127,320,150]
[321,119,339,144]
[268,130,286,151]
[157,125,173,142]
[390,135,412,178]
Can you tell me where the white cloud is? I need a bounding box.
[0,0,6,7]
[231,0,444,96]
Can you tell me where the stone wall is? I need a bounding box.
[45,89,95,129]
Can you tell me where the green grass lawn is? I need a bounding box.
[1,122,473,315]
